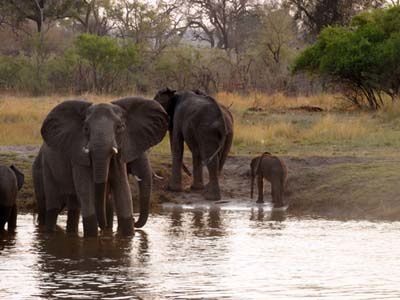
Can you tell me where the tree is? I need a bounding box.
[293,6,400,109]
[72,0,116,35]
[112,0,186,52]
[75,33,139,92]
[284,0,385,40]
[0,0,82,33]
[186,0,254,50]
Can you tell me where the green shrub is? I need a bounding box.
[293,6,400,109]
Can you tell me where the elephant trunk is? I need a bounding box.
[92,155,111,230]
[94,182,107,229]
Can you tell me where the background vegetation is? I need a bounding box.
[0,0,398,106]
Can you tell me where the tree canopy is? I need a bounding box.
[293,6,400,109]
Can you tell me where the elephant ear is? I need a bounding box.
[41,100,92,166]
[112,97,168,162]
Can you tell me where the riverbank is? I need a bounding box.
[2,92,400,220]
[2,147,400,221]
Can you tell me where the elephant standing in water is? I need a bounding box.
[250,152,287,208]
[0,165,24,232]
[154,88,233,200]
[32,98,168,237]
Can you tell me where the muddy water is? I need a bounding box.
[1,206,400,299]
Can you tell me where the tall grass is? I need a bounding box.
[1,92,400,156]
[217,92,340,113]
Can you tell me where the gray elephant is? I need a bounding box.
[32,97,168,237]
[250,152,287,208]
[154,88,233,200]
[0,165,24,232]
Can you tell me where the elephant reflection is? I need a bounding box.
[250,207,286,222]
[168,205,225,237]
[34,230,150,298]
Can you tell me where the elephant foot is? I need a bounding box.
[45,208,59,233]
[118,217,134,236]
[256,200,264,204]
[37,213,46,226]
[203,184,221,201]
[83,215,98,237]
[66,210,80,234]
[190,183,204,191]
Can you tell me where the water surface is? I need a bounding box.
[1,206,400,299]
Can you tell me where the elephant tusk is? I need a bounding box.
[82,146,90,154]
[112,147,118,154]
[134,175,142,182]
[153,173,164,180]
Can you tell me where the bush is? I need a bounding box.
[74,34,140,93]
[293,6,400,109]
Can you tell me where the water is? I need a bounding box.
[1,206,400,299]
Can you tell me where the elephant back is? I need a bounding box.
[180,90,230,137]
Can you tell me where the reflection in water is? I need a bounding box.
[2,212,400,299]
[33,229,149,299]
[250,206,286,222]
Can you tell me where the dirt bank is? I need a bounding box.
[1,146,400,220]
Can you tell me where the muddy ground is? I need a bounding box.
[1,145,400,220]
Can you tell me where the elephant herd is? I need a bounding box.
[0,89,288,237]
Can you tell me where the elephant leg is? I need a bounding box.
[43,175,63,233]
[109,158,134,236]
[0,205,12,231]
[66,195,80,234]
[73,166,98,237]
[204,157,221,201]
[7,205,17,232]
[256,176,264,204]
[169,130,184,192]
[33,158,46,226]
[272,180,284,208]
[106,192,114,230]
[191,150,204,190]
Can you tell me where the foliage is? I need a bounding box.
[284,0,385,40]
[293,6,400,109]
[74,33,139,92]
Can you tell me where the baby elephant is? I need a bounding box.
[250,152,287,208]
[0,165,24,232]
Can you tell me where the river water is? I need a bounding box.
[1,205,400,299]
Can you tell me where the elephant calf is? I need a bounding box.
[250,152,287,208]
[0,165,24,232]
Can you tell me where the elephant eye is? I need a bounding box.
[116,123,125,133]
[83,124,90,135]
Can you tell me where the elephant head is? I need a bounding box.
[41,97,168,230]
[10,165,24,190]
[154,87,177,127]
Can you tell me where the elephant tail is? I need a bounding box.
[202,135,226,167]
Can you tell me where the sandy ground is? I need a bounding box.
[1,146,397,220]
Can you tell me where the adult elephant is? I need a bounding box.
[33,97,168,237]
[154,88,233,200]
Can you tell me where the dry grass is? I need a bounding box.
[1,92,400,157]
[217,92,340,113]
